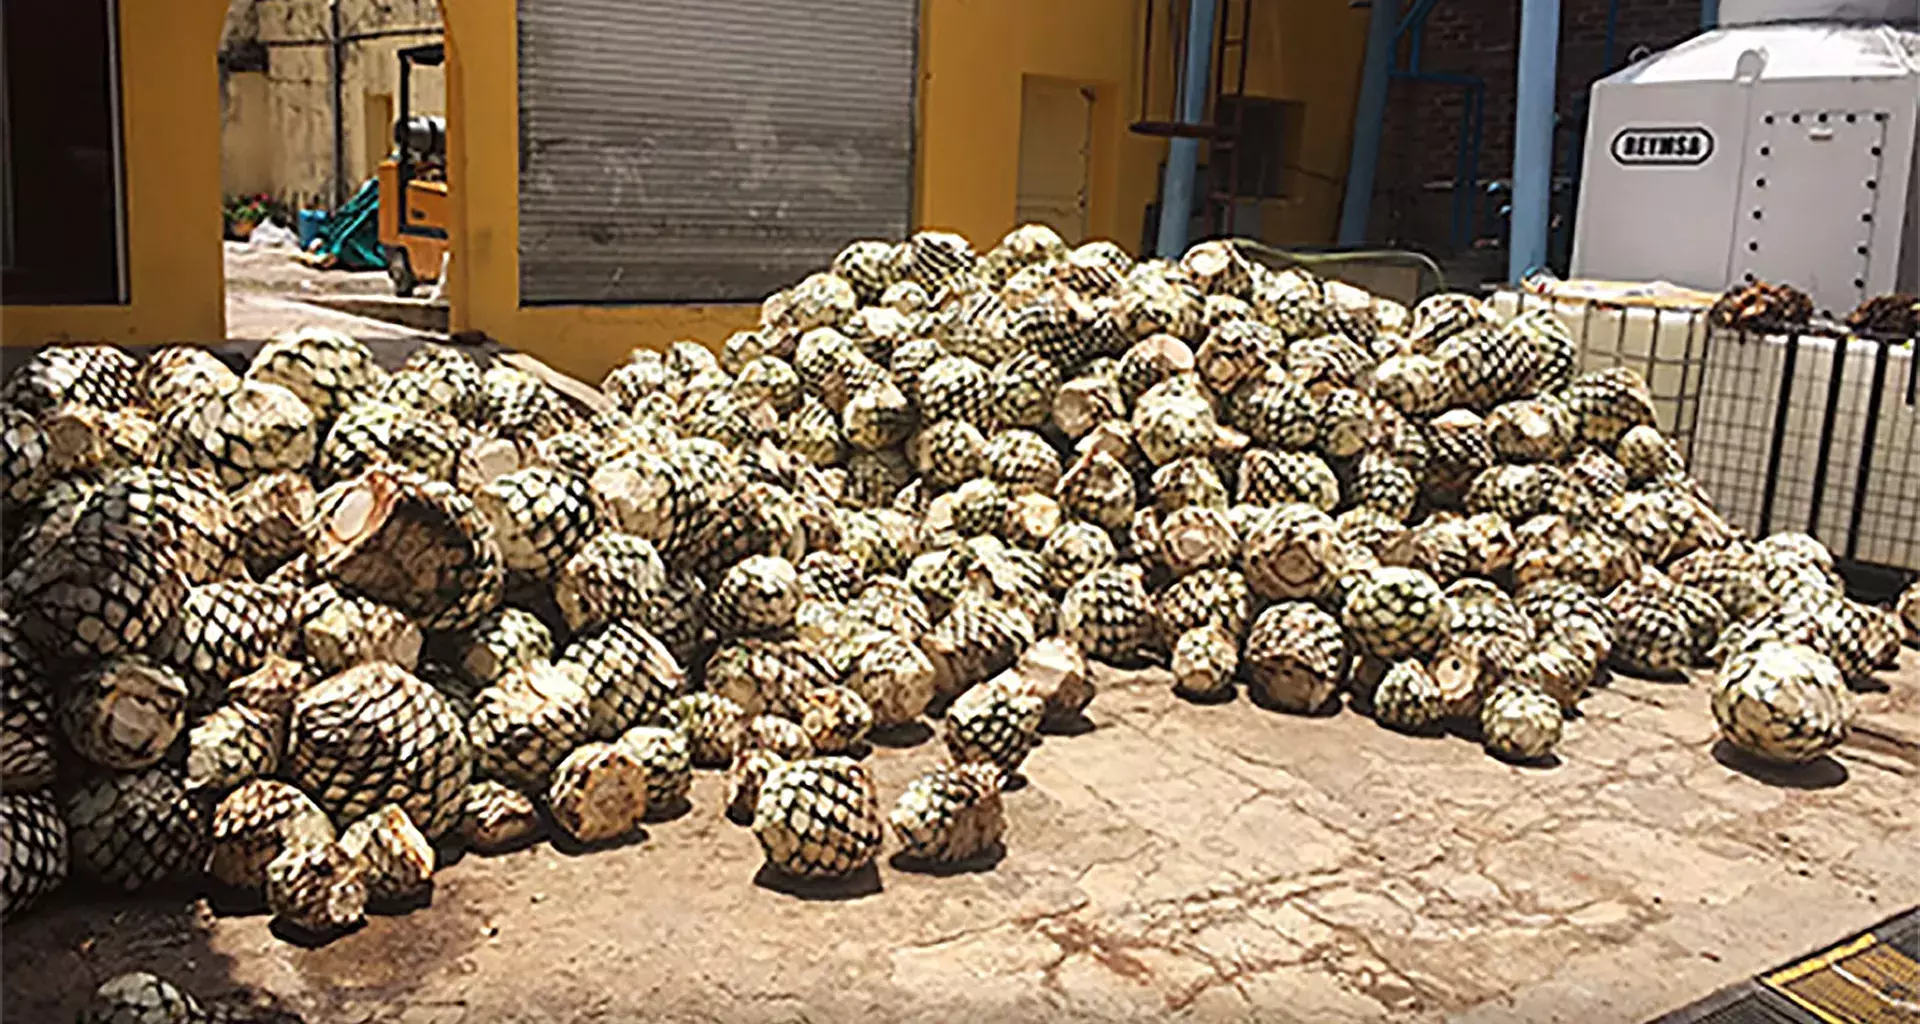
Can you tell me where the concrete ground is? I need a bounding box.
[224,242,441,346]
[5,658,1916,1024]
[7,259,1917,1021]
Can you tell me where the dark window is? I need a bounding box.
[2,0,127,306]
[1213,95,1301,200]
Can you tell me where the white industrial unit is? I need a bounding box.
[1571,0,1920,319]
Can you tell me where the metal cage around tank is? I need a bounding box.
[1493,289,1920,585]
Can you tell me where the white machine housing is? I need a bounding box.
[1572,5,1920,318]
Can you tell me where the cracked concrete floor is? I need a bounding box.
[5,660,1917,1024]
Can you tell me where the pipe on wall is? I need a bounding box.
[1337,0,1401,245]
[329,0,345,208]
[1507,0,1559,282]
[1155,0,1220,258]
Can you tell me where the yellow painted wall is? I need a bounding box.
[2,0,231,347]
[1238,0,1371,244]
[5,0,1369,374]
[919,0,1161,253]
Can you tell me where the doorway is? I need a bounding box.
[1016,75,1094,244]
[0,0,128,305]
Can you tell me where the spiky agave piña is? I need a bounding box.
[467,661,592,792]
[155,580,299,703]
[461,780,543,852]
[547,742,650,844]
[889,763,1005,864]
[64,767,207,892]
[207,779,334,891]
[1711,642,1852,764]
[301,591,423,675]
[608,729,690,815]
[561,618,685,740]
[0,616,57,794]
[76,971,203,1024]
[310,467,505,632]
[921,595,1038,702]
[1480,683,1564,762]
[1341,567,1451,661]
[1372,660,1450,733]
[661,692,747,767]
[443,606,553,688]
[474,467,602,579]
[3,790,67,920]
[1171,623,1238,701]
[751,757,884,880]
[798,686,875,755]
[943,676,1045,780]
[59,656,189,771]
[1058,564,1157,665]
[248,327,385,423]
[265,837,367,937]
[1242,601,1350,713]
[151,377,317,489]
[3,344,140,414]
[339,804,435,903]
[286,662,471,838]
[5,503,188,664]
[186,702,285,796]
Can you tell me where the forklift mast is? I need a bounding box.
[394,42,446,202]
[382,41,448,296]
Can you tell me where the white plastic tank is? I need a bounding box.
[1570,21,1920,318]
[1717,0,1918,25]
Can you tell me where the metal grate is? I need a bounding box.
[1491,291,1715,459]
[1491,289,1920,575]
[1654,909,1920,1024]
[1763,932,1920,1024]
[1692,331,1920,572]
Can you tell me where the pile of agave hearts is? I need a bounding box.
[2,226,1915,949]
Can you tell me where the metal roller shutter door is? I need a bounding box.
[516,0,917,305]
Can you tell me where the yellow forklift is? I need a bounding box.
[377,42,449,296]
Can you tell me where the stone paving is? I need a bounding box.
[6,660,1915,1023]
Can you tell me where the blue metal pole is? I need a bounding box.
[1507,0,1559,283]
[1337,0,1401,246]
[1156,0,1221,258]
[1700,0,1719,29]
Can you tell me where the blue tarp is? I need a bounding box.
[311,178,384,271]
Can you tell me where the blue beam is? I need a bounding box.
[1508,0,1559,283]
[1337,0,1401,246]
[1156,0,1221,258]
[1700,0,1719,29]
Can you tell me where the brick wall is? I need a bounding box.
[1371,0,1705,253]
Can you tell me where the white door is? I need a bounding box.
[1016,77,1093,243]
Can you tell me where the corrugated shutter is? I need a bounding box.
[516,0,917,305]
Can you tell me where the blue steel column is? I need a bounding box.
[1337,0,1402,246]
[1156,0,1220,258]
[1507,0,1560,283]
[1700,0,1719,29]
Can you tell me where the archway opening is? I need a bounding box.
[217,0,449,342]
